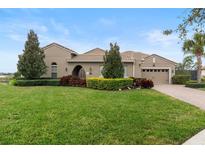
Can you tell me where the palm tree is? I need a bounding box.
[182,33,205,83]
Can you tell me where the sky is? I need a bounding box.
[0,8,192,73]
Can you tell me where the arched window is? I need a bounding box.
[51,62,57,78]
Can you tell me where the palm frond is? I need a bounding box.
[182,39,195,54]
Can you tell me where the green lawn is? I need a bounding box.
[0,84,205,145]
[199,88,205,91]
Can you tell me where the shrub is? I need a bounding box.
[9,79,17,86]
[202,77,205,82]
[129,77,154,89]
[172,75,191,84]
[13,79,60,86]
[186,80,197,84]
[87,78,133,90]
[141,79,154,89]
[60,75,86,87]
[60,75,73,86]
[185,82,205,88]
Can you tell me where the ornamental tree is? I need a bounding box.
[17,30,47,79]
[102,43,124,78]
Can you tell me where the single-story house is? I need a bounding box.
[42,42,177,84]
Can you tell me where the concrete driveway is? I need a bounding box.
[153,85,205,110]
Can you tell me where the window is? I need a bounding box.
[158,69,160,72]
[124,66,128,78]
[99,66,103,77]
[51,62,57,78]
[150,69,153,72]
[154,69,157,72]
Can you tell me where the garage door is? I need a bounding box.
[141,69,169,84]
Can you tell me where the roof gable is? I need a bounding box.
[42,42,78,55]
[121,51,149,60]
[144,54,177,65]
[83,48,105,55]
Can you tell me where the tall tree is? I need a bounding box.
[182,33,205,83]
[164,9,205,40]
[176,56,196,71]
[17,30,47,79]
[102,43,124,78]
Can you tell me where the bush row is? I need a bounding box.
[60,75,86,87]
[185,82,205,88]
[10,76,154,90]
[10,79,60,86]
[172,75,190,84]
[86,78,133,90]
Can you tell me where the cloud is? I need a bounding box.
[98,18,116,26]
[50,19,69,36]
[5,23,48,42]
[7,34,25,42]
[145,29,179,47]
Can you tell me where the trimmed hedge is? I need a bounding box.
[10,79,60,86]
[185,82,205,88]
[87,78,133,90]
[172,75,191,84]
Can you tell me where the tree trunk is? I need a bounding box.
[197,56,202,83]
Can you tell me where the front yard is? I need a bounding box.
[0,84,205,144]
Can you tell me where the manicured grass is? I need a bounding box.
[0,84,205,144]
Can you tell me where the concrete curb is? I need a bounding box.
[183,129,205,145]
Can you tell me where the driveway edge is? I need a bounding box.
[183,129,205,145]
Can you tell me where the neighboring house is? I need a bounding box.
[42,43,177,84]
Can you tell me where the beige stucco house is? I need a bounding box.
[42,43,177,84]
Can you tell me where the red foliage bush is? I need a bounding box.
[60,75,86,87]
[60,75,72,86]
[140,79,154,89]
[129,77,154,89]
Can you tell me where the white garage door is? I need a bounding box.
[141,69,169,84]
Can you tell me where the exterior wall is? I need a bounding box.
[67,62,133,78]
[67,62,103,78]
[140,55,176,77]
[123,62,134,77]
[134,60,143,78]
[202,70,205,77]
[42,45,73,78]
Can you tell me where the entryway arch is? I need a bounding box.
[72,65,86,79]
